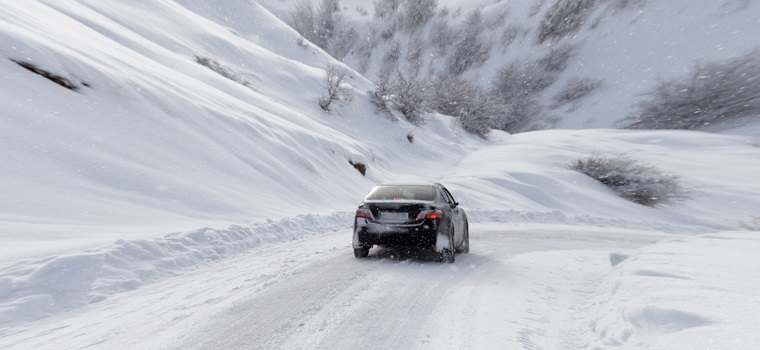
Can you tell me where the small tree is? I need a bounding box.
[319,65,352,111]
[388,70,428,124]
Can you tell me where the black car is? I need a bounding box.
[352,183,469,263]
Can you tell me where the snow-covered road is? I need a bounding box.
[0,223,666,349]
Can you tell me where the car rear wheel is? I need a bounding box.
[354,247,370,258]
[457,219,470,254]
[440,226,455,263]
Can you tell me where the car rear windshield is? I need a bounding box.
[365,185,436,201]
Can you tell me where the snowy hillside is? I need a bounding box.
[0,0,485,260]
[259,0,760,132]
[2,1,760,349]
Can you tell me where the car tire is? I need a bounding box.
[457,219,470,254]
[441,226,456,263]
[354,247,370,258]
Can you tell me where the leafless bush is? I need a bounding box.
[354,35,376,73]
[319,65,352,111]
[491,62,554,102]
[571,156,686,206]
[379,40,402,77]
[406,33,426,73]
[554,77,602,106]
[429,17,456,56]
[627,51,760,130]
[389,71,429,124]
[330,26,358,60]
[11,59,81,91]
[538,0,596,43]
[370,79,394,116]
[291,1,317,44]
[458,91,498,137]
[374,0,401,19]
[290,0,350,57]
[400,0,437,32]
[447,9,491,75]
[429,75,477,116]
[538,43,575,72]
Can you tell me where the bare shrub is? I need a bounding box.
[319,65,352,111]
[11,59,80,91]
[370,79,394,116]
[354,34,376,73]
[429,75,478,116]
[374,0,401,19]
[400,0,437,32]
[379,40,402,77]
[429,17,456,56]
[538,43,575,72]
[195,56,251,87]
[406,33,426,73]
[289,0,351,57]
[554,77,602,106]
[389,71,429,124]
[491,61,554,102]
[458,91,498,137]
[406,132,415,143]
[330,25,358,60]
[571,156,686,206]
[447,9,491,75]
[488,44,575,131]
[489,62,553,132]
[627,51,760,130]
[538,0,596,43]
[290,1,317,44]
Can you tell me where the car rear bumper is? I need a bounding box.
[354,221,438,248]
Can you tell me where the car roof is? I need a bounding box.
[375,183,441,187]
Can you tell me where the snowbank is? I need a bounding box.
[0,212,352,327]
[583,231,760,350]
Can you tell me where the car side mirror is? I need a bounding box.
[451,202,459,208]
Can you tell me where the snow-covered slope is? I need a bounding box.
[259,0,760,131]
[443,129,760,231]
[0,0,484,260]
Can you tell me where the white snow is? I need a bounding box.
[0,0,485,261]
[1,1,760,349]
[583,231,760,350]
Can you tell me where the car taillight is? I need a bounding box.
[355,208,373,220]
[417,210,443,221]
